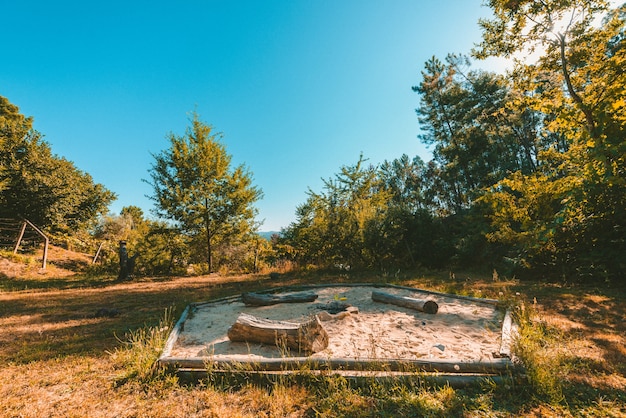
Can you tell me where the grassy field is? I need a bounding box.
[1,247,625,417]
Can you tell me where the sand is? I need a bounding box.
[167,286,507,364]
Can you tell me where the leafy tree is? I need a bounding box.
[135,221,190,276]
[0,96,115,236]
[283,155,390,269]
[375,155,440,268]
[413,55,539,215]
[475,1,626,280]
[146,114,263,272]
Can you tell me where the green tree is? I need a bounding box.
[0,96,115,236]
[475,1,626,279]
[146,114,263,272]
[375,154,439,268]
[413,55,538,214]
[283,155,398,270]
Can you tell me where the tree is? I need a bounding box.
[0,96,115,236]
[413,55,538,214]
[375,155,439,268]
[282,155,390,269]
[474,1,626,280]
[474,0,608,134]
[146,114,263,272]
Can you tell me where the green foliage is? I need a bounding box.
[93,207,190,276]
[0,96,115,237]
[280,3,624,281]
[282,155,395,270]
[146,114,263,272]
[413,55,536,214]
[513,300,568,405]
[281,154,461,271]
[476,2,626,280]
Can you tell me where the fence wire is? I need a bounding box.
[0,218,43,251]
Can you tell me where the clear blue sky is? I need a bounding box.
[2,0,505,231]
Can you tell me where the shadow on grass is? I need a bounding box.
[0,273,298,364]
[0,273,117,292]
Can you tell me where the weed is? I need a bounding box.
[108,307,176,386]
[513,299,568,405]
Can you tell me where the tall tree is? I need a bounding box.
[375,155,437,268]
[0,96,115,235]
[146,114,262,272]
[282,155,389,269]
[474,0,608,135]
[413,55,537,214]
[475,1,626,279]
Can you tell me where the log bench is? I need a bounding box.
[227,312,329,354]
[241,291,318,306]
[371,290,439,314]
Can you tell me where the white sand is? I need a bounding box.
[168,286,505,363]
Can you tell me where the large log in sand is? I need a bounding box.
[242,291,318,306]
[372,290,439,314]
[227,313,329,354]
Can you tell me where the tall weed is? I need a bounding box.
[513,299,568,404]
[108,307,176,386]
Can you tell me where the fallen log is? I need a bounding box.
[242,291,318,306]
[227,313,329,354]
[372,291,439,314]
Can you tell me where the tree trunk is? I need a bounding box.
[558,33,596,136]
[227,313,329,354]
[371,290,439,314]
[204,198,213,273]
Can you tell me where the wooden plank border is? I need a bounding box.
[159,283,519,378]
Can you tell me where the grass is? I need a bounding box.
[1,248,625,416]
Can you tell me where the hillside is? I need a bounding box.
[0,245,93,281]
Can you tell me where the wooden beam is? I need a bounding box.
[13,219,49,269]
[92,242,104,264]
[497,309,517,359]
[161,355,517,374]
[13,221,27,254]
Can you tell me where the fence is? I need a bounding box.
[0,218,49,269]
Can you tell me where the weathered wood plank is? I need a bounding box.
[163,355,518,374]
[371,290,439,314]
[227,313,329,354]
[241,291,318,306]
[496,309,517,358]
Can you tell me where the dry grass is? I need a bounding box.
[1,248,625,417]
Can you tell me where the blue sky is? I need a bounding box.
[2,0,505,231]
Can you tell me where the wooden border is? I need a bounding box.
[175,368,520,388]
[160,355,518,374]
[158,283,520,379]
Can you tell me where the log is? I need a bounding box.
[227,313,329,354]
[371,291,439,314]
[242,291,318,306]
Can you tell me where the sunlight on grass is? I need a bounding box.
[2,262,625,416]
[513,299,568,405]
[108,307,176,386]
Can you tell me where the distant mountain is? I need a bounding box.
[257,231,281,240]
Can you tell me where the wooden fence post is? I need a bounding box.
[13,219,49,269]
[93,242,104,264]
[13,221,27,255]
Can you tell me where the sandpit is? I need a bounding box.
[159,284,519,381]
